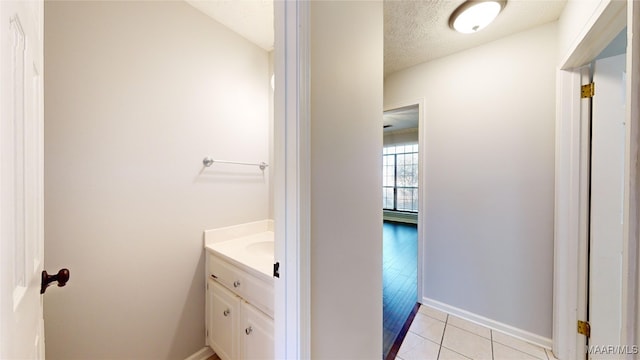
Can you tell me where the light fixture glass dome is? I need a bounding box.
[450,0,506,34]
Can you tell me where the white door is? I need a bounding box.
[589,52,626,357]
[0,0,45,358]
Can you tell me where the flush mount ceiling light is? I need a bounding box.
[449,0,506,34]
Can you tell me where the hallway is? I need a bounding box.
[383,221,418,358]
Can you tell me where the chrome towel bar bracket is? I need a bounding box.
[202,157,268,171]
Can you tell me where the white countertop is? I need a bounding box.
[205,231,274,281]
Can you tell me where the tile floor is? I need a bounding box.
[396,305,558,360]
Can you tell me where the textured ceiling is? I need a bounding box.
[185,0,567,76]
[384,0,567,75]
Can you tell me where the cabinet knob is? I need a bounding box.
[245,326,253,335]
[233,280,241,288]
[223,309,230,317]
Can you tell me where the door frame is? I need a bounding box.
[383,99,426,304]
[273,1,311,359]
[553,0,638,359]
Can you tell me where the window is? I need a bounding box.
[383,144,418,212]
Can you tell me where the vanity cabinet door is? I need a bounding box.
[208,279,239,360]
[240,302,273,360]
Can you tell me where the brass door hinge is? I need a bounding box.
[577,320,591,337]
[581,83,595,98]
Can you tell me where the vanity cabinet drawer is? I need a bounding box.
[209,256,241,292]
[208,254,273,317]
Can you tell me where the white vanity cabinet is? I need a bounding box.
[206,251,274,360]
[208,279,239,360]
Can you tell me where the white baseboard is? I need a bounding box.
[184,346,215,360]
[421,297,553,350]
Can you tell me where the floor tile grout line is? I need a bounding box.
[442,345,475,360]
[405,329,443,350]
[442,318,494,342]
[492,336,550,360]
[491,329,495,360]
[445,321,492,340]
[416,308,448,324]
[435,314,449,360]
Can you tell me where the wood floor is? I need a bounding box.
[383,221,418,359]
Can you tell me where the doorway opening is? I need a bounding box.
[382,104,420,359]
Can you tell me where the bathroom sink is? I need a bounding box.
[206,230,275,278]
[246,240,274,256]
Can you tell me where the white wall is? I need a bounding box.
[310,1,383,358]
[44,2,269,359]
[384,22,557,339]
[557,0,607,62]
